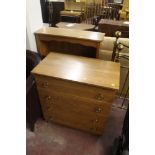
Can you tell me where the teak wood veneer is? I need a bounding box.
[34,27,105,58]
[32,52,120,135]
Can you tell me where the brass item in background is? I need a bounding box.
[112,31,129,109]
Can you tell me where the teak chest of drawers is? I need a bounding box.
[32,52,120,135]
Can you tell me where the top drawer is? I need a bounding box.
[34,75,116,103]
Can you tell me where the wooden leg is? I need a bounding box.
[96,43,100,59]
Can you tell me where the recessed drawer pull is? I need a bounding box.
[95,93,104,101]
[43,82,48,88]
[96,107,102,113]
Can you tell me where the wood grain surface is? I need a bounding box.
[34,27,104,42]
[32,52,120,134]
[56,22,95,31]
[32,52,120,90]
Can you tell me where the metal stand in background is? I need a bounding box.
[111,31,122,61]
[112,31,129,109]
[48,1,53,27]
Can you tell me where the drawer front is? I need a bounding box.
[37,88,111,135]
[38,87,112,117]
[49,110,107,135]
[34,74,115,134]
[35,75,116,103]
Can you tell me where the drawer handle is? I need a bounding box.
[95,119,99,122]
[95,93,104,101]
[43,82,48,88]
[96,107,102,113]
[46,96,51,100]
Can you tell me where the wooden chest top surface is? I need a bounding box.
[32,52,120,90]
[34,27,104,42]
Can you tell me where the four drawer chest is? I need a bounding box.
[32,52,120,135]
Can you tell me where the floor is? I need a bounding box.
[26,98,127,155]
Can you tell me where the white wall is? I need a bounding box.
[26,29,30,50]
[26,0,43,52]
